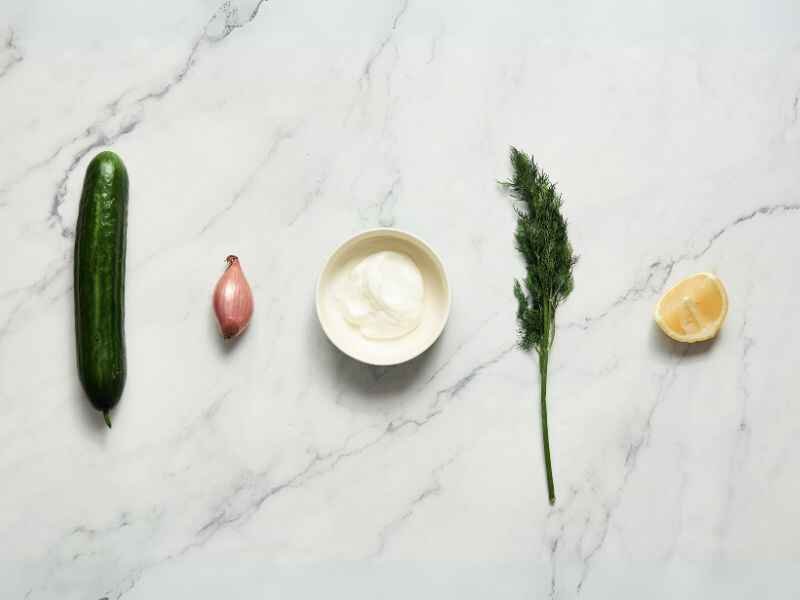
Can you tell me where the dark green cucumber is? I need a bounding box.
[74,151,128,428]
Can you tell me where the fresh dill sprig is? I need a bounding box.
[502,147,577,505]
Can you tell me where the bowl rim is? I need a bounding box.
[315,227,452,366]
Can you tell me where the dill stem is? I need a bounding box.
[540,303,555,505]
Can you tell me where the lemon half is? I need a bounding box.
[654,272,728,343]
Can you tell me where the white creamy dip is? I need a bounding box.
[336,250,424,340]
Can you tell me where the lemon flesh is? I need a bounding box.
[655,273,728,342]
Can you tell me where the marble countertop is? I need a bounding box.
[2,0,799,598]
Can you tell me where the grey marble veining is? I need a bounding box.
[1,0,799,598]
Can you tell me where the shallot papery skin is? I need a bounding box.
[213,255,254,339]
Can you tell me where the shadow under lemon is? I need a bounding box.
[650,320,721,359]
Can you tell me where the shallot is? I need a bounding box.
[213,255,254,339]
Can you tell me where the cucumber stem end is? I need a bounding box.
[103,412,112,429]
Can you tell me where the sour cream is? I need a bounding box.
[337,251,424,340]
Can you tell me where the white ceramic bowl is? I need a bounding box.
[316,228,451,366]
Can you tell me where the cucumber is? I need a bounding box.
[74,151,128,428]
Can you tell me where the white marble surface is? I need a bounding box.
[1,0,799,598]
